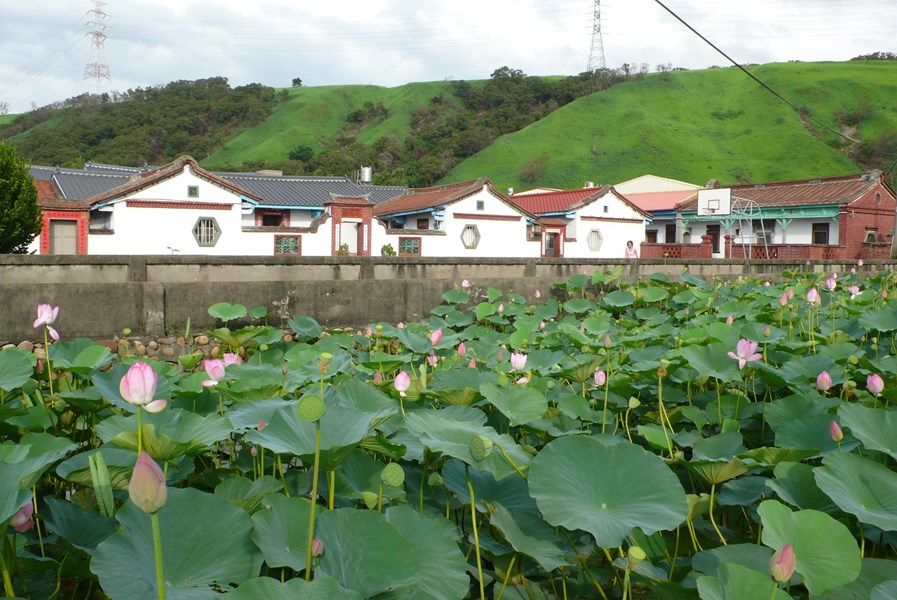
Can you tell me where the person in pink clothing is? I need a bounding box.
[625,240,638,258]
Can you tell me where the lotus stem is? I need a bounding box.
[495,554,516,600]
[305,419,322,580]
[601,379,610,434]
[466,467,485,600]
[495,442,527,480]
[561,530,609,600]
[328,470,335,510]
[32,487,44,558]
[0,536,14,597]
[137,407,143,455]
[276,455,289,497]
[708,483,727,545]
[150,511,166,600]
[43,327,54,398]
[657,373,674,458]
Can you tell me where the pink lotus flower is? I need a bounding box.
[468,357,477,369]
[311,536,324,557]
[539,321,546,330]
[427,354,438,367]
[779,293,788,307]
[727,339,762,370]
[786,288,794,300]
[201,358,226,387]
[365,326,373,337]
[461,279,470,288]
[498,303,504,313]
[769,543,796,583]
[429,328,443,346]
[764,281,771,287]
[516,376,530,385]
[832,272,838,280]
[858,258,864,266]
[816,371,832,392]
[222,352,242,366]
[120,362,167,413]
[372,371,383,385]
[257,419,267,432]
[33,303,60,341]
[10,501,34,533]
[394,371,410,397]
[825,277,836,292]
[830,420,843,442]
[594,369,606,387]
[510,352,527,371]
[726,314,734,326]
[867,373,884,396]
[849,285,860,300]
[129,451,168,514]
[807,288,821,305]
[397,322,404,329]
[850,267,856,274]
[457,342,466,357]
[535,289,541,299]
[883,289,888,299]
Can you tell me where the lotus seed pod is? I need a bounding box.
[428,472,443,486]
[362,491,379,510]
[297,395,325,422]
[471,435,493,460]
[628,397,641,409]
[849,355,859,365]
[627,546,647,563]
[381,463,405,488]
[522,444,538,456]
[319,352,333,363]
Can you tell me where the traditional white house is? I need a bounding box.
[372,179,541,257]
[614,174,702,245]
[506,185,651,258]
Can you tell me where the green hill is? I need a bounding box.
[2,61,896,189]
[444,61,897,188]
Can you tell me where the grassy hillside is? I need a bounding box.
[203,81,455,167]
[443,61,897,188]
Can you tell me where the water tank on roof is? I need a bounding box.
[360,166,373,183]
[584,181,595,188]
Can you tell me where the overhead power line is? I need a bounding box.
[652,0,860,145]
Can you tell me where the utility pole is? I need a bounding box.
[83,0,111,92]
[586,0,606,72]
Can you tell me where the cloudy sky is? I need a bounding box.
[1,0,895,114]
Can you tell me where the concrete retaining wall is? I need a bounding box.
[1,255,892,342]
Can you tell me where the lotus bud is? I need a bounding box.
[311,537,324,557]
[603,333,612,348]
[510,351,527,371]
[726,314,734,325]
[10,501,34,533]
[779,293,788,307]
[496,350,503,362]
[129,451,168,514]
[534,289,541,298]
[250,446,258,457]
[539,321,546,330]
[830,420,843,442]
[429,329,443,345]
[257,419,267,432]
[858,258,864,266]
[763,324,771,337]
[372,371,383,385]
[458,341,466,357]
[807,288,821,305]
[394,371,411,397]
[594,369,606,387]
[816,371,832,392]
[468,357,477,369]
[498,303,504,313]
[397,321,404,329]
[867,373,884,396]
[427,353,438,367]
[769,543,796,583]
[461,279,470,288]
[201,358,226,387]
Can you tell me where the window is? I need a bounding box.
[274,235,301,255]
[646,230,658,244]
[89,211,111,231]
[586,229,603,251]
[192,217,221,247]
[812,222,829,245]
[476,199,485,211]
[865,231,878,243]
[460,224,480,249]
[756,219,775,244]
[416,218,429,230]
[187,185,199,198]
[876,192,882,205]
[398,237,421,256]
[603,205,609,213]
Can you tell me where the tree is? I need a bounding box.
[0,143,42,253]
[291,77,303,87]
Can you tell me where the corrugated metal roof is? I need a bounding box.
[624,190,697,212]
[679,171,885,212]
[223,174,367,208]
[53,172,132,200]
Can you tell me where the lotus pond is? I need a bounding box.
[3,265,897,599]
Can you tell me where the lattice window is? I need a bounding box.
[188,185,199,198]
[274,235,300,255]
[586,229,603,251]
[398,237,421,256]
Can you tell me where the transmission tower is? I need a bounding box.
[586,0,606,72]
[83,0,111,90]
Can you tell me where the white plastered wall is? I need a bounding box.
[564,193,648,258]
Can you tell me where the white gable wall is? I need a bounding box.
[564,193,648,258]
[614,174,701,195]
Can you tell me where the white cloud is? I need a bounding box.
[1,0,894,114]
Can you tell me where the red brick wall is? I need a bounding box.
[640,235,712,258]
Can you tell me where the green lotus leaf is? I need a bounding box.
[738,447,818,467]
[91,487,263,599]
[286,314,323,341]
[563,298,594,314]
[838,402,897,459]
[56,446,141,490]
[315,508,419,597]
[489,501,570,571]
[0,348,35,392]
[403,410,532,481]
[228,576,362,600]
[333,450,405,504]
[640,286,670,303]
[0,432,76,494]
[697,563,792,600]
[384,505,470,600]
[859,306,897,332]
[680,342,742,383]
[692,543,774,578]
[96,408,233,461]
[43,497,118,552]
[815,558,897,600]
[603,290,635,307]
[872,581,897,600]
[215,475,283,514]
[208,301,247,323]
[765,461,838,513]
[772,413,847,456]
[758,499,861,595]
[528,436,687,548]
[250,493,317,571]
[479,382,548,426]
[814,451,897,531]
[50,343,113,375]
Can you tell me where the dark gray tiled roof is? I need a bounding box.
[54,172,132,200]
[29,162,407,207]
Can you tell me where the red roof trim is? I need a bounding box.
[125,200,233,211]
[452,212,521,222]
